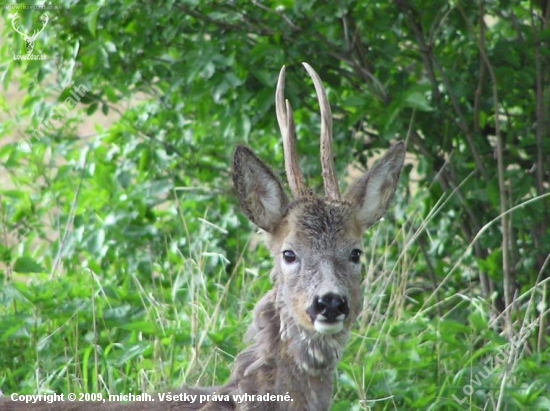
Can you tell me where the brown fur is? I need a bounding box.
[1,65,405,411]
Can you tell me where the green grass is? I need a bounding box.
[1,209,549,410]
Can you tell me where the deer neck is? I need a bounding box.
[227,285,350,410]
[276,287,350,376]
[237,286,349,379]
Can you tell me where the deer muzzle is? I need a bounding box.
[306,292,349,335]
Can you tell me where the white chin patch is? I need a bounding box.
[313,320,344,335]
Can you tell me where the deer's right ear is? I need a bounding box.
[233,146,289,232]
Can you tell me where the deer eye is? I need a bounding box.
[349,249,362,264]
[282,250,297,263]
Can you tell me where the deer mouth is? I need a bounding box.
[312,314,345,335]
[305,292,349,335]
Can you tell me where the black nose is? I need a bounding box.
[311,293,349,322]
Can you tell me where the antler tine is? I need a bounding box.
[302,63,341,200]
[276,66,308,198]
[11,12,26,36]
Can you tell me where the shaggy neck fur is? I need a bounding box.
[224,285,350,410]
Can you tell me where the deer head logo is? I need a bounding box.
[11,12,49,55]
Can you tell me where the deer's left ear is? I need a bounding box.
[233,145,289,232]
[344,142,406,230]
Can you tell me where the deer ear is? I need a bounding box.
[344,142,406,230]
[233,146,289,232]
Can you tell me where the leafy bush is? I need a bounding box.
[1,1,549,410]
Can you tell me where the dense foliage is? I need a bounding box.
[1,1,549,409]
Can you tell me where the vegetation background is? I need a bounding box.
[0,0,549,409]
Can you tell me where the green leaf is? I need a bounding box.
[0,245,12,263]
[331,400,352,411]
[86,6,100,37]
[13,256,45,273]
[405,91,433,112]
[103,42,117,53]
[119,321,159,335]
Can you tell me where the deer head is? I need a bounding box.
[233,63,405,372]
[11,12,49,54]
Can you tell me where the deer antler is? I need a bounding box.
[302,63,341,201]
[11,12,28,38]
[29,14,49,40]
[276,66,309,198]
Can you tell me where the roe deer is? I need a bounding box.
[1,63,405,411]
